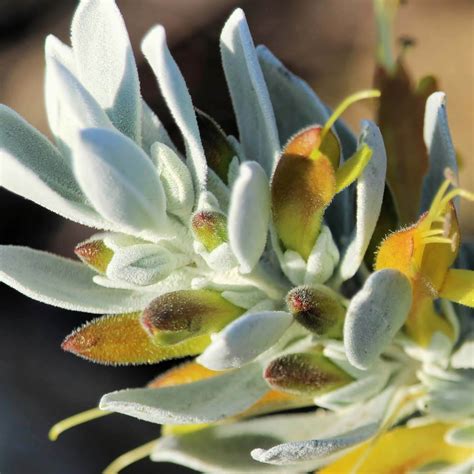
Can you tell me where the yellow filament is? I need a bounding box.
[422,237,454,245]
[48,408,110,441]
[439,188,474,211]
[320,89,381,143]
[420,228,445,238]
[102,439,159,474]
[421,179,452,232]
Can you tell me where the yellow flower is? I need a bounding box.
[320,423,473,474]
[375,176,474,345]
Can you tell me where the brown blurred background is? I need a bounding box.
[0,1,472,473]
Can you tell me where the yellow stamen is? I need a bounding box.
[102,439,159,474]
[420,228,445,238]
[320,90,381,143]
[48,408,110,441]
[439,188,474,210]
[421,178,451,232]
[416,174,472,264]
[422,237,454,245]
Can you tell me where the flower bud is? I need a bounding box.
[191,211,228,251]
[74,238,113,273]
[271,126,338,260]
[61,313,209,365]
[140,289,244,345]
[286,285,345,337]
[264,351,353,396]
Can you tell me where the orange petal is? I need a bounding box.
[283,125,340,169]
[62,313,210,365]
[375,223,417,277]
[237,389,311,419]
[148,361,217,388]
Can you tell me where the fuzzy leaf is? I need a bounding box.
[421,92,458,214]
[344,269,412,369]
[99,362,269,424]
[228,161,271,273]
[0,105,109,228]
[220,9,280,176]
[71,0,141,141]
[256,45,329,146]
[44,35,76,150]
[73,127,167,233]
[337,121,387,281]
[45,55,114,149]
[197,311,292,370]
[152,389,392,471]
[106,244,189,287]
[141,100,177,155]
[252,423,378,466]
[0,246,155,313]
[142,25,207,193]
[62,313,209,365]
[152,142,194,220]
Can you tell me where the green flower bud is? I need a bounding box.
[74,239,113,273]
[264,351,353,396]
[140,289,244,345]
[191,211,228,251]
[271,126,339,260]
[286,285,345,337]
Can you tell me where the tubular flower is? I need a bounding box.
[375,177,474,346]
[0,0,472,473]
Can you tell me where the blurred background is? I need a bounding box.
[0,0,472,472]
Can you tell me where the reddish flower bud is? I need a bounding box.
[264,351,353,396]
[191,211,228,251]
[61,313,209,365]
[141,289,244,345]
[286,285,345,337]
[271,126,338,259]
[74,239,113,273]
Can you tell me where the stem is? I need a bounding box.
[49,408,110,441]
[102,439,159,474]
[320,89,381,144]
